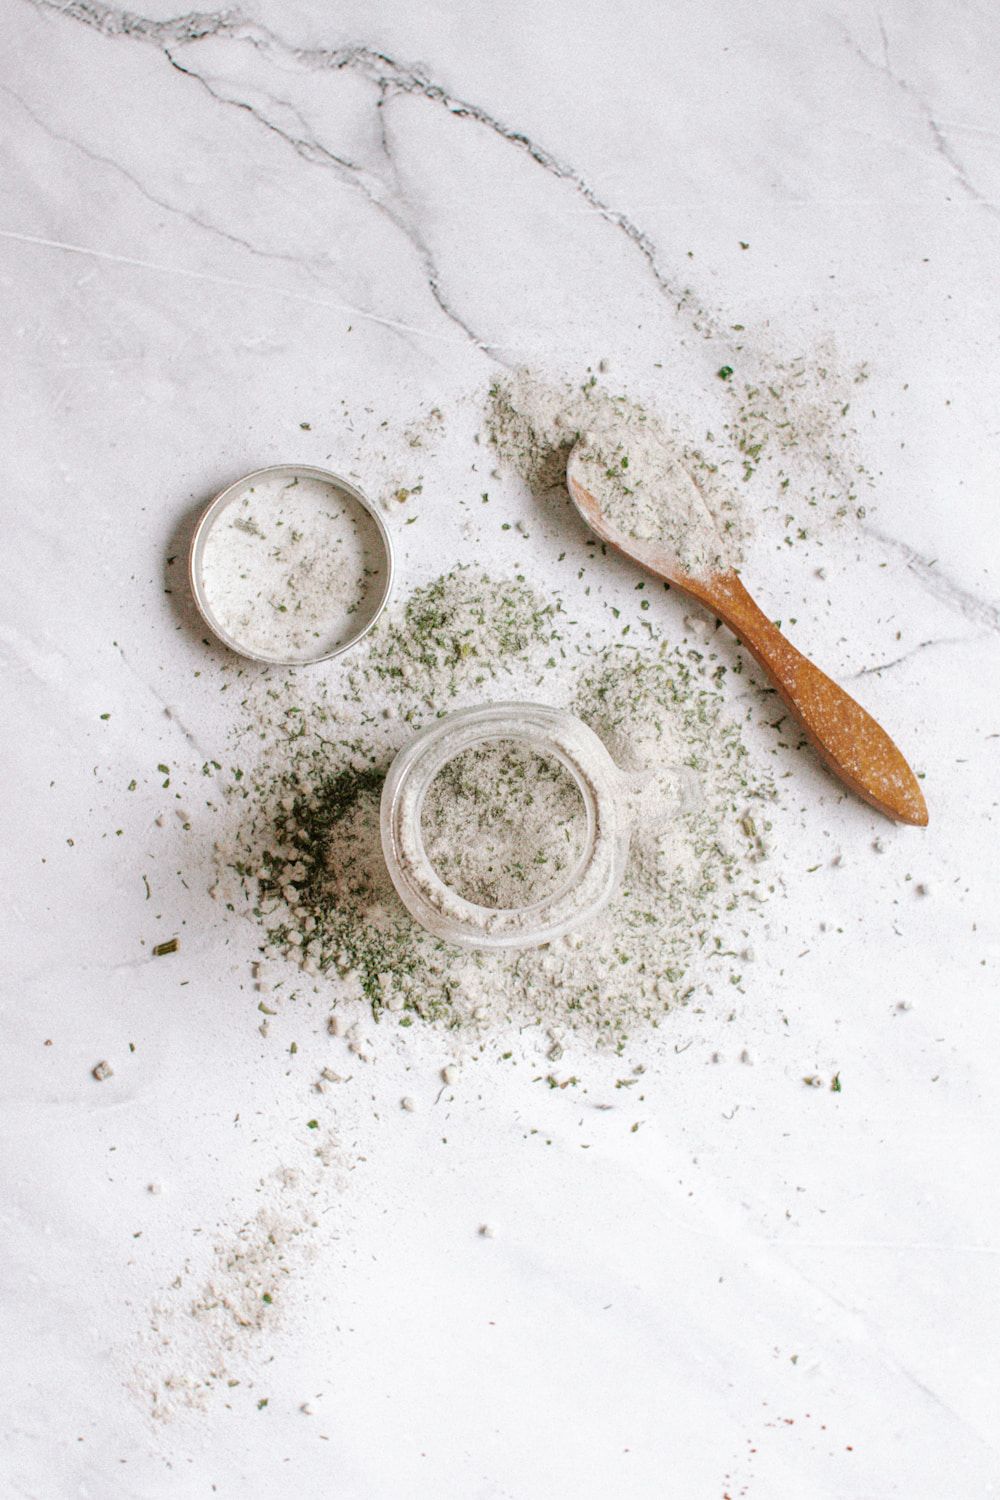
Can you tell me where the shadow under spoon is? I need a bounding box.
[566,437,927,826]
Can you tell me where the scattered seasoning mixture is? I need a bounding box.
[420,741,588,909]
[198,472,385,662]
[484,360,875,567]
[135,1142,349,1419]
[485,370,749,575]
[213,569,774,1038]
[134,349,876,1419]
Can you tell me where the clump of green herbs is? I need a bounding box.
[252,760,433,1013]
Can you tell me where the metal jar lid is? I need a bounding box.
[188,464,394,665]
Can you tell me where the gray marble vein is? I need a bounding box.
[26,0,715,336]
[847,13,999,217]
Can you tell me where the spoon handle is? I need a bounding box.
[689,571,928,825]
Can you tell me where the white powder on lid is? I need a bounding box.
[198,472,387,663]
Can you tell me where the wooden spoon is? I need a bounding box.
[566,440,927,826]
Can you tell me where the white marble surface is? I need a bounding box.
[2,2,999,1496]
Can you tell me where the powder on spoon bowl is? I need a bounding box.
[190,465,392,664]
[571,426,734,578]
[485,370,748,578]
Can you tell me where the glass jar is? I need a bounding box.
[380,702,631,950]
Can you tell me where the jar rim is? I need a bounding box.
[380,703,629,951]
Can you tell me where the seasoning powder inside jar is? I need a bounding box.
[419,739,589,909]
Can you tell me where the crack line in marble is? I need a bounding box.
[112,641,220,766]
[160,48,504,357]
[862,523,1000,634]
[0,228,483,346]
[27,0,717,337]
[0,80,338,281]
[372,86,513,364]
[848,14,999,218]
[850,632,985,679]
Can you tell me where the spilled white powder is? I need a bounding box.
[419,740,588,909]
[198,472,386,662]
[485,371,748,577]
[132,1142,350,1420]
[131,354,876,1421]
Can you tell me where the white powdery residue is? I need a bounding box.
[716,342,877,531]
[199,473,385,662]
[131,1142,348,1421]
[485,370,749,577]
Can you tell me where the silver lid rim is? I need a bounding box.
[187,464,395,666]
